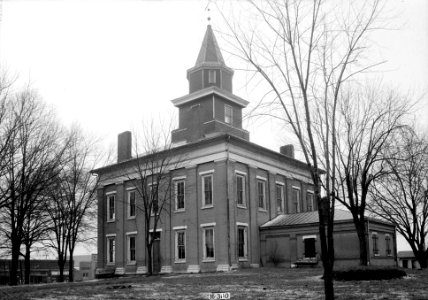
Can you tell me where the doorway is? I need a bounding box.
[150,232,161,274]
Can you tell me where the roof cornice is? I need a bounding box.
[171,86,249,108]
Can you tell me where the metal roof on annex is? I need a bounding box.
[261,209,393,229]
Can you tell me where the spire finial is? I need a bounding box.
[205,1,212,25]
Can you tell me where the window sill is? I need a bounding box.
[258,208,267,212]
[106,262,115,266]
[174,260,186,264]
[107,219,115,223]
[175,209,186,213]
[201,205,214,210]
[202,258,216,263]
[238,258,248,262]
[237,205,247,209]
[374,254,380,257]
[127,261,136,265]
[127,216,136,220]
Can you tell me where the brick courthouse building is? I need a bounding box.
[93,25,397,275]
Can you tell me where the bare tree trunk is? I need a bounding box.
[415,251,427,269]
[68,252,74,282]
[355,221,368,266]
[58,255,66,283]
[9,238,20,286]
[146,238,153,275]
[24,244,31,284]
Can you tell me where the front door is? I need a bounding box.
[151,232,161,274]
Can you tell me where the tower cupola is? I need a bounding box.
[171,25,249,144]
[187,25,234,93]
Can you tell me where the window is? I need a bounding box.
[304,238,316,258]
[292,188,300,213]
[208,69,216,83]
[202,175,213,207]
[107,194,115,221]
[175,230,186,262]
[224,104,233,124]
[107,236,115,264]
[150,184,158,215]
[127,234,136,263]
[372,233,379,255]
[276,184,284,213]
[175,180,185,211]
[307,191,314,212]
[257,180,266,210]
[128,190,136,218]
[385,235,392,256]
[236,174,246,207]
[203,227,215,260]
[208,69,216,84]
[237,225,248,260]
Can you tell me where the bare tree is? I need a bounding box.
[0,89,69,285]
[330,85,409,265]
[45,126,100,282]
[219,1,383,297]
[122,120,186,275]
[369,127,428,268]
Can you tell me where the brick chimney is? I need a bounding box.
[117,131,132,163]
[280,144,294,159]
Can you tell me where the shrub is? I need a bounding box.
[333,267,407,281]
[267,241,285,266]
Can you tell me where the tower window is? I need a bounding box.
[208,70,216,84]
[225,105,233,124]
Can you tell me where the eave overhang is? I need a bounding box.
[171,86,249,108]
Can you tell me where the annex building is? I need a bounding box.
[93,25,397,275]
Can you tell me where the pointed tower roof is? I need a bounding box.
[194,25,225,67]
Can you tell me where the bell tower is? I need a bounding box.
[171,25,250,144]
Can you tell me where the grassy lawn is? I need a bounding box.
[0,267,427,299]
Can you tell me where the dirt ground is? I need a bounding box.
[0,267,427,299]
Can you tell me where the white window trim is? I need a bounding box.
[307,190,314,212]
[292,186,301,213]
[106,235,116,265]
[256,175,267,181]
[236,173,246,208]
[224,104,233,124]
[199,169,215,176]
[126,231,138,236]
[276,183,285,213]
[208,69,216,84]
[107,194,116,222]
[302,235,317,240]
[385,234,392,256]
[201,174,214,209]
[257,179,267,211]
[127,234,137,265]
[127,189,136,219]
[237,222,248,227]
[372,232,380,256]
[174,230,186,263]
[149,228,163,232]
[174,180,186,212]
[200,222,216,228]
[237,225,248,261]
[173,225,188,230]
[235,170,247,176]
[105,191,116,195]
[202,227,215,262]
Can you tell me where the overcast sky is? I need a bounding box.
[1,0,427,253]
